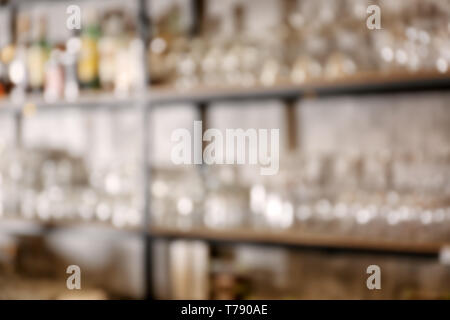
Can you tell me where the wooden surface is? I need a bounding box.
[0,217,446,254]
[149,226,447,255]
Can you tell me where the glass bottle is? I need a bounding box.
[148,4,183,85]
[98,10,124,91]
[44,46,65,102]
[63,31,81,101]
[123,14,146,93]
[77,8,100,89]
[114,13,143,97]
[203,166,248,230]
[8,12,30,102]
[0,44,15,96]
[26,15,50,93]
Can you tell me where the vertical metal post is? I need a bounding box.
[196,101,212,299]
[196,101,209,195]
[8,1,21,148]
[197,102,208,152]
[189,0,205,37]
[284,99,298,151]
[136,0,153,300]
[142,105,152,299]
[190,0,208,138]
[14,112,22,148]
[9,0,17,43]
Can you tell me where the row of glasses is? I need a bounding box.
[149,148,450,243]
[0,146,142,229]
[150,165,249,231]
[150,167,204,230]
[148,0,450,89]
[249,150,450,242]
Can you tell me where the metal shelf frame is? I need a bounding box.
[1,0,450,300]
[2,71,450,113]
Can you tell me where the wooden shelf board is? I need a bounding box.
[0,218,141,237]
[149,226,447,256]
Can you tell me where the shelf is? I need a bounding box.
[0,218,45,236]
[1,71,450,114]
[0,91,142,115]
[148,71,450,106]
[148,226,447,258]
[2,218,446,257]
[10,0,107,7]
[0,218,142,238]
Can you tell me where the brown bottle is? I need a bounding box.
[0,58,6,97]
